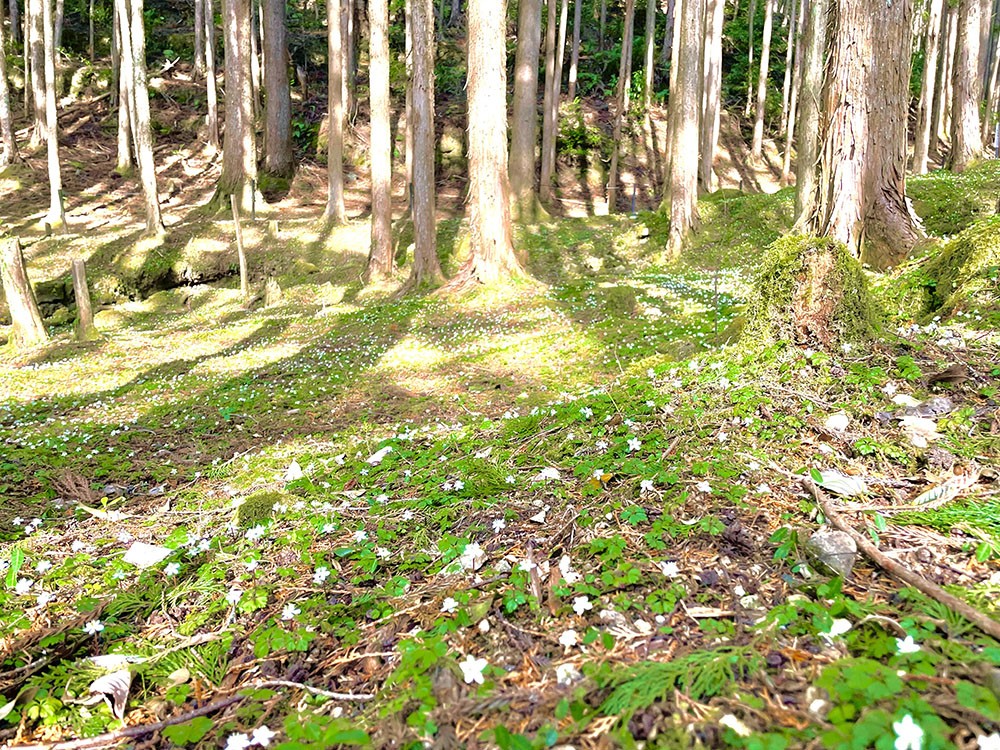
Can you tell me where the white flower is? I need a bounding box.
[492,518,506,532]
[580,407,593,418]
[441,597,459,613]
[756,483,772,494]
[84,619,105,635]
[895,635,921,654]
[559,555,581,584]
[555,663,581,685]
[826,618,853,637]
[14,578,33,595]
[245,524,266,541]
[11,517,23,526]
[313,566,330,585]
[459,542,485,570]
[572,596,593,615]
[283,460,304,482]
[459,654,488,684]
[595,439,608,450]
[518,558,537,572]
[245,558,260,571]
[892,714,923,750]
[281,602,301,621]
[627,437,641,452]
[353,530,368,543]
[478,619,490,633]
[35,560,52,573]
[719,714,752,738]
[695,481,712,494]
[453,480,465,491]
[640,479,654,494]
[402,510,415,521]
[36,591,53,607]
[977,733,1000,750]
[224,732,252,750]
[164,562,181,577]
[505,475,515,484]
[532,467,561,482]
[558,629,579,647]
[659,561,680,578]
[321,523,336,534]
[226,588,243,605]
[376,547,391,559]
[250,725,277,747]
[71,540,86,552]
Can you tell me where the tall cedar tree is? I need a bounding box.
[325,0,346,223]
[509,0,544,221]
[216,0,258,211]
[42,0,64,228]
[0,0,20,166]
[365,0,393,281]
[949,0,983,172]
[262,0,293,177]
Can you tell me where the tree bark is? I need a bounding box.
[607,0,635,212]
[949,0,983,172]
[0,0,21,167]
[509,0,544,221]
[449,0,459,25]
[659,0,674,68]
[983,16,1000,145]
[53,0,62,49]
[781,0,804,180]
[114,0,134,173]
[810,0,919,271]
[934,4,957,149]
[662,0,683,182]
[407,0,443,287]
[643,0,656,110]
[699,0,723,192]
[567,0,581,100]
[262,0,293,177]
[344,0,354,115]
[403,0,412,206]
[366,0,393,281]
[325,0,345,223]
[8,0,19,45]
[446,0,523,287]
[249,0,261,118]
[71,258,99,341]
[744,0,756,117]
[0,237,48,350]
[88,0,94,60]
[27,0,45,148]
[751,0,774,159]
[792,0,826,228]
[205,0,220,151]
[194,0,206,76]
[539,0,558,204]
[215,0,257,211]
[666,0,701,258]
[778,0,797,138]
[913,0,943,174]
[42,0,63,229]
[598,0,606,49]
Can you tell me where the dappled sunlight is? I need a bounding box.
[374,336,450,371]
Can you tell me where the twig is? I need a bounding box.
[250,679,374,702]
[803,479,1000,640]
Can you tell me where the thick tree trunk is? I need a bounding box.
[778,0,797,138]
[539,0,558,204]
[983,22,1000,144]
[194,0,206,76]
[934,5,957,149]
[607,0,635,212]
[509,0,543,221]
[215,0,257,211]
[27,0,45,148]
[666,0,701,258]
[205,0,220,150]
[262,0,293,177]
[781,0,804,180]
[344,0,354,115]
[446,0,523,287]
[811,0,919,271]
[659,0,674,68]
[249,0,261,119]
[792,0,826,228]
[643,0,656,109]
[699,0,723,192]
[0,237,48,350]
[71,258,99,341]
[980,0,993,88]
[662,0,682,183]
[403,0,412,206]
[366,0,393,281]
[325,0,345,223]
[913,0,943,174]
[407,0,442,287]
[949,0,983,172]
[114,1,133,173]
[53,0,62,48]
[567,0,581,100]
[42,0,63,228]
[751,0,774,159]
[0,0,21,167]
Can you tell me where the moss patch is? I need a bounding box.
[741,234,881,348]
[908,160,1000,236]
[234,490,288,529]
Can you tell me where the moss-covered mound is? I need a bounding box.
[741,235,881,348]
[234,490,289,528]
[908,160,1000,236]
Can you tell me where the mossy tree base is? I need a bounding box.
[742,234,881,349]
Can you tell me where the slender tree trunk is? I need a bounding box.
[215,0,257,210]
[88,0,94,60]
[344,0,354,115]
[643,0,656,109]
[325,0,345,223]
[666,0,702,258]
[781,0,804,180]
[8,0,20,45]
[110,0,119,105]
[744,0,756,117]
[949,0,983,171]
[262,0,292,176]
[936,5,957,147]
[983,22,1000,144]
[249,0,261,118]
[114,0,133,172]
[662,0,683,180]
[449,0,459,24]
[71,259,99,341]
[598,0,606,49]
[0,0,21,166]
[778,0,797,138]
[0,237,48,350]
[446,0,523,287]
[118,0,163,234]
[659,0,674,68]
[194,0,206,76]
[509,0,544,221]
[751,0,774,158]
[567,0,581,100]
[407,0,442,287]
[53,0,62,49]
[980,0,993,88]
[539,0,558,204]
[700,0,723,191]
[205,0,220,150]
[607,0,635,212]
[792,0,826,227]
[403,0,412,206]
[42,0,63,228]
[27,0,45,148]
[366,0,393,281]
[913,0,943,174]
[810,0,919,270]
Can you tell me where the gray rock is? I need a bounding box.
[805,529,858,578]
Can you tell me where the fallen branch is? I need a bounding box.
[251,680,374,702]
[804,479,1000,641]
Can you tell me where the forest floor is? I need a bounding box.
[0,69,999,749]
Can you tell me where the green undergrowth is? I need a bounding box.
[909,160,1000,236]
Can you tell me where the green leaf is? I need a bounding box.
[872,513,888,532]
[6,547,24,588]
[161,716,214,744]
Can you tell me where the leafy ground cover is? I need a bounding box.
[1,177,999,749]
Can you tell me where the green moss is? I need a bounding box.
[742,234,881,348]
[908,160,1000,236]
[234,490,288,528]
[599,285,639,315]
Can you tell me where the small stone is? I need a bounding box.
[805,529,858,578]
[824,412,850,433]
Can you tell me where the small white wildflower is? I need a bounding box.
[441,597,459,613]
[250,725,277,747]
[459,654,488,684]
[555,663,581,685]
[659,561,680,578]
[164,562,181,577]
[245,558,260,571]
[478,618,491,633]
[627,437,641,452]
[353,530,368,543]
[224,732,252,750]
[245,525,266,541]
[226,588,243,605]
[518,558,537,572]
[313,566,331,585]
[558,629,579,647]
[976,733,1000,750]
[640,479,655,494]
[892,714,923,750]
[83,619,105,635]
[402,510,415,521]
[14,578,33,595]
[505,475,515,484]
[580,407,593,418]
[572,596,593,616]
[376,546,391,559]
[35,560,52,573]
[281,602,301,621]
[896,635,921,654]
[595,439,608,450]
[492,518,506,532]
[826,619,853,637]
[695,481,712,494]
[453,480,465,491]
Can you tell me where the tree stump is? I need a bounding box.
[0,236,49,350]
[71,258,100,341]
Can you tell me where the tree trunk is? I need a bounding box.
[407,0,443,287]
[205,0,220,150]
[810,0,919,271]
[446,0,523,287]
[539,0,558,204]
[325,0,345,223]
[0,237,48,350]
[8,0,19,45]
[42,0,63,228]
[53,0,62,49]
[567,0,581,100]
[114,0,133,173]
[665,0,702,258]
[403,0,412,206]
[659,0,674,68]
[744,0,756,117]
[643,0,656,109]
[792,0,826,227]
[983,18,1000,144]
[778,0,797,138]
[194,0,206,76]
[118,0,163,234]
[598,0,606,49]
[27,0,45,147]
[0,0,21,167]
[88,0,94,60]
[700,0,723,192]
[662,0,683,180]
[262,0,293,177]
[607,0,635,212]
[949,0,983,172]
[781,0,804,180]
[980,0,993,88]
[751,0,774,159]
[344,0,354,115]
[71,258,99,341]
[934,4,957,149]
[249,0,261,119]
[366,0,393,281]
[449,0,459,25]
[215,0,257,211]
[913,0,943,174]
[509,0,544,221]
